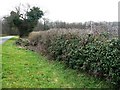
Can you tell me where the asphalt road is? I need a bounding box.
[0,36,14,44]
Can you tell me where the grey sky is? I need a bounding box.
[0,0,119,22]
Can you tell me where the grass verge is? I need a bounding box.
[2,37,111,88]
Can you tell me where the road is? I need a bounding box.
[0,36,14,44]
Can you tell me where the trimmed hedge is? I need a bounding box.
[27,32,120,87]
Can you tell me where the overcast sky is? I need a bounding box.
[0,0,119,22]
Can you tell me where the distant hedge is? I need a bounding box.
[26,31,120,87]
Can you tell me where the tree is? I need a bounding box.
[0,19,2,35]
[4,6,44,38]
[2,11,19,35]
[43,18,50,30]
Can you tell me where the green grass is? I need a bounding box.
[2,38,111,88]
[0,39,2,89]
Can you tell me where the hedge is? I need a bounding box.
[20,32,120,87]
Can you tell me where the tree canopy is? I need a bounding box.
[4,6,44,37]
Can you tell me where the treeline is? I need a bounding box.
[34,21,118,30]
[34,21,118,38]
[1,17,118,37]
[2,18,19,35]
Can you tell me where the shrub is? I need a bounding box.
[47,34,120,87]
[15,38,30,47]
[27,29,120,87]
